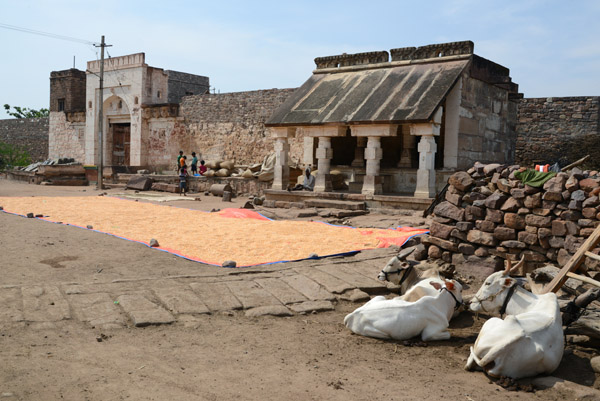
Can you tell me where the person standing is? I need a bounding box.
[179,165,189,196]
[191,152,198,175]
[176,150,183,172]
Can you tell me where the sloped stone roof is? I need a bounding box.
[266,58,469,127]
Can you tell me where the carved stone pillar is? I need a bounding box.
[414,135,437,198]
[351,137,367,167]
[270,127,295,190]
[362,136,383,195]
[314,137,333,192]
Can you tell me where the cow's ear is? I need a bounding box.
[504,278,516,287]
[445,280,455,291]
[430,281,442,290]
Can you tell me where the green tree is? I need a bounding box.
[3,104,49,118]
[0,141,31,170]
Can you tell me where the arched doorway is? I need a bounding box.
[103,95,131,166]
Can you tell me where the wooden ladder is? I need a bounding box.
[542,224,600,294]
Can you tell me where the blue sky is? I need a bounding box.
[1,0,599,119]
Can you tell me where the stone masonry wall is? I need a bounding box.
[48,112,86,162]
[422,162,600,273]
[516,97,600,170]
[180,89,301,165]
[457,73,518,170]
[0,117,49,162]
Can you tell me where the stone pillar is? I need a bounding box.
[410,118,441,198]
[362,136,383,195]
[314,137,333,192]
[270,127,295,190]
[397,125,416,168]
[351,137,367,167]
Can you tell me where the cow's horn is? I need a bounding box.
[504,258,512,275]
[510,256,526,274]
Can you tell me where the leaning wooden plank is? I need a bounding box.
[542,225,600,294]
[560,155,590,172]
[566,272,600,289]
[585,251,600,263]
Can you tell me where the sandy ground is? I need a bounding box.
[1,178,599,401]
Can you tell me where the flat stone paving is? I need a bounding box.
[0,250,399,329]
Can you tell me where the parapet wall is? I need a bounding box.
[516,97,600,169]
[424,163,600,272]
[0,117,49,162]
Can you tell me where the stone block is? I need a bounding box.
[510,188,526,199]
[543,176,567,192]
[497,178,512,194]
[568,200,583,210]
[543,191,563,202]
[474,247,489,257]
[571,189,586,202]
[500,197,521,212]
[533,208,552,216]
[494,227,516,241]
[549,236,565,248]
[552,220,567,236]
[429,222,454,240]
[465,205,484,221]
[565,176,579,192]
[456,221,474,232]
[565,235,583,254]
[426,236,459,252]
[517,207,530,215]
[524,193,542,209]
[500,240,527,249]
[458,243,475,255]
[542,200,557,210]
[476,219,496,233]
[451,229,468,241]
[433,201,465,221]
[518,231,538,245]
[580,178,600,192]
[126,176,153,191]
[485,208,504,223]
[583,196,599,208]
[582,207,598,219]
[467,230,497,246]
[581,227,597,237]
[445,191,462,206]
[557,249,572,267]
[525,225,538,234]
[562,210,583,221]
[525,214,552,228]
[504,213,526,230]
[579,219,598,228]
[565,221,580,236]
[433,216,453,224]
[538,228,552,239]
[484,191,508,209]
[448,171,474,192]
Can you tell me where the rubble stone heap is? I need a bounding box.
[423,162,600,271]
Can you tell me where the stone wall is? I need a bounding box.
[180,89,300,165]
[422,163,600,272]
[457,72,518,169]
[165,70,210,104]
[516,97,600,169]
[50,69,86,113]
[0,117,49,162]
[48,112,86,162]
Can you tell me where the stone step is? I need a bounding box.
[304,199,366,210]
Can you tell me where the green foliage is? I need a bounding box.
[3,104,49,119]
[0,141,31,170]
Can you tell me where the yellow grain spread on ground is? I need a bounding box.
[0,197,419,266]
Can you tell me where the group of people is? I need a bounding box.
[176,150,207,196]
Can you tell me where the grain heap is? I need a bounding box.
[422,162,600,271]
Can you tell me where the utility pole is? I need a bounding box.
[94,35,111,190]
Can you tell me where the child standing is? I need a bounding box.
[191,152,198,175]
[179,165,189,196]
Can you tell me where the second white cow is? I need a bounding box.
[344,280,463,341]
[466,258,564,379]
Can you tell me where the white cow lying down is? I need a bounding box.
[466,258,564,379]
[344,280,463,341]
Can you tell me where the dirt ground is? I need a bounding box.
[1,178,599,401]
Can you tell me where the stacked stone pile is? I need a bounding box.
[422,162,600,271]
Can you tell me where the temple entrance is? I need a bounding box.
[111,123,130,166]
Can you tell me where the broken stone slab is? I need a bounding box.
[448,171,474,192]
[222,260,236,267]
[245,305,293,317]
[530,265,585,295]
[433,201,464,221]
[289,300,335,314]
[126,176,153,191]
[467,230,496,246]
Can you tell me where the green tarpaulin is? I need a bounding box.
[513,170,556,188]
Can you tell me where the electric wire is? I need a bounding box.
[0,22,96,45]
